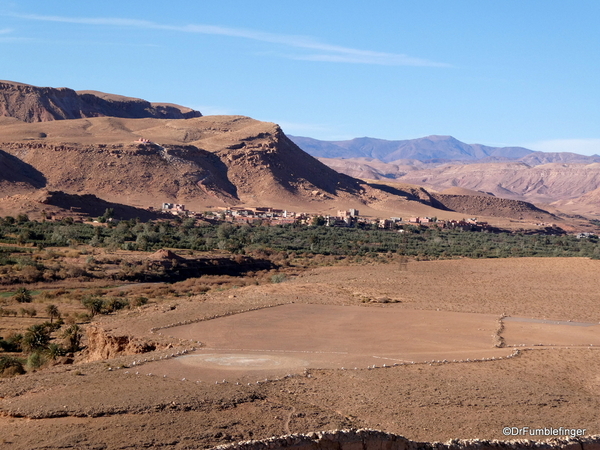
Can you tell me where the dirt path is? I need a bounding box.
[283,406,296,435]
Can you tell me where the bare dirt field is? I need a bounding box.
[144,304,513,383]
[1,257,600,449]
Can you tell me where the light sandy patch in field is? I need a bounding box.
[142,304,512,381]
[503,317,600,347]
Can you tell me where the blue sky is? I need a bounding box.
[1,1,599,154]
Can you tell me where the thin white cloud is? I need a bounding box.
[525,139,600,156]
[0,28,13,34]
[9,13,449,67]
[291,53,437,66]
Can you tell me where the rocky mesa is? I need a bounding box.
[0,80,202,122]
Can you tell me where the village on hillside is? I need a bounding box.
[157,202,571,235]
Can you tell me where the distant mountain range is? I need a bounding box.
[288,135,600,216]
[289,135,600,165]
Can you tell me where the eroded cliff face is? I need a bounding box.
[212,429,600,450]
[84,325,159,361]
[0,80,202,122]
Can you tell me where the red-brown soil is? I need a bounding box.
[1,258,600,449]
[144,304,512,383]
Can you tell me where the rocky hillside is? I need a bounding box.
[0,115,369,211]
[0,80,202,122]
[432,193,554,221]
[361,180,557,222]
[0,81,575,222]
[395,162,600,206]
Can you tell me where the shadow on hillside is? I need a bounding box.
[165,145,239,201]
[367,182,449,211]
[0,149,47,188]
[40,191,168,221]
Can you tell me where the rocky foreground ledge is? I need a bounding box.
[211,429,599,450]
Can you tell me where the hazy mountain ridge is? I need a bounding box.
[290,134,600,166]
[290,135,536,162]
[293,136,600,216]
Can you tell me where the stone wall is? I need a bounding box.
[211,429,600,450]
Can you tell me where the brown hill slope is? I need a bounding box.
[320,157,600,214]
[317,157,413,180]
[440,187,495,197]
[0,147,47,195]
[395,162,600,206]
[551,185,600,217]
[361,180,557,222]
[4,114,554,223]
[432,193,554,221]
[0,80,201,122]
[0,78,566,223]
[0,190,167,221]
[0,115,370,211]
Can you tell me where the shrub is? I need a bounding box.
[45,343,67,360]
[26,351,45,370]
[19,265,42,283]
[0,333,22,352]
[0,356,25,377]
[13,287,32,303]
[19,307,37,318]
[21,324,51,353]
[103,297,129,313]
[81,296,104,316]
[62,324,82,352]
[130,296,148,307]
[271,273,287,284]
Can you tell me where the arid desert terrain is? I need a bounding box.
[1,257,599,449]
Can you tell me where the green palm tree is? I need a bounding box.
[13,287,32,303]
[62,325,82,353]
[22,324,51,353]
[45,343,66,360]
[46,304,60,323]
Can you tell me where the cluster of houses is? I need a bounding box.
[161,203,187,213]
[158,202,496,232]
[576,232,597,239]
